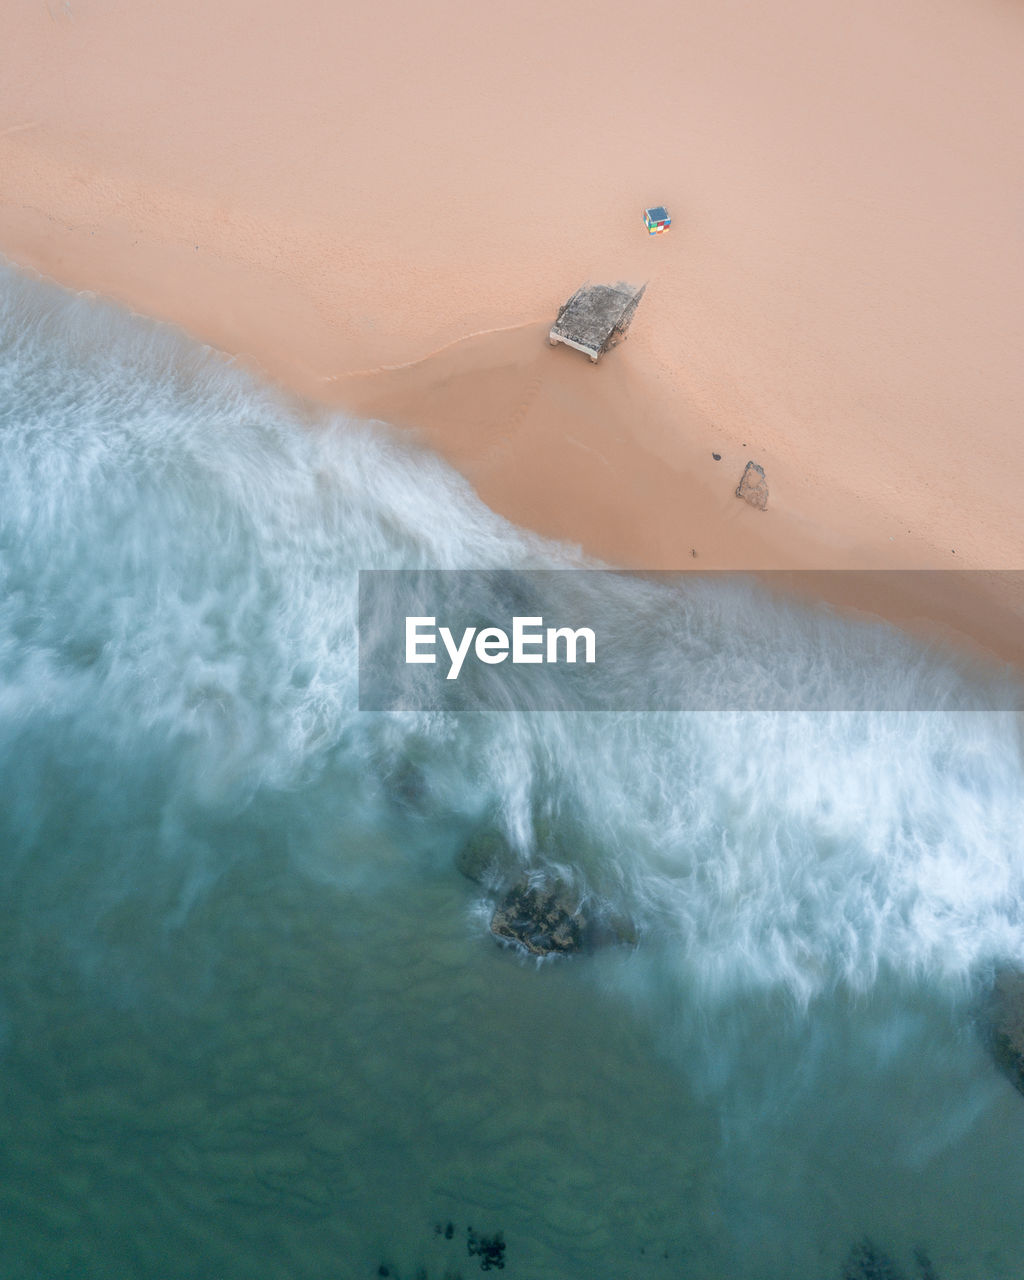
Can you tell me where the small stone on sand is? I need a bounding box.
[735,461,769,510]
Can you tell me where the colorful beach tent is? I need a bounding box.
[643,206,671,235]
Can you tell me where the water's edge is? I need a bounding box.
[2,263,1023,1279]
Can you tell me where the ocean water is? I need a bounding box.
[1,261,1024,1279]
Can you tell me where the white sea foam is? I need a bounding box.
[1,261,1022,1012]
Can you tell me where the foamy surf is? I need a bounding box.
[2,261,1024,1279]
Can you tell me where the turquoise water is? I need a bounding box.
[2,262,1024,1279]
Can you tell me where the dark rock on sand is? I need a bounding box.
[735,460,769,510]
[712,452,721,460]
[490,879,585,956]
[985,968,1024,1093]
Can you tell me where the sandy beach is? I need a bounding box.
[1,0,1022,659]
[6,8,1024,1276]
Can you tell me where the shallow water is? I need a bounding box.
[1,262,1024,1279]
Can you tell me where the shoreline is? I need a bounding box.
[2,232,1022,673]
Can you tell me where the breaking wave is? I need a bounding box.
[1,262,1022,1010]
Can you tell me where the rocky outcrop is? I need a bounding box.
[489,879,586,956]
[455,824,636,956]
[456,828,586,955]
[986,968,1024,1093]
[735,460,769,510]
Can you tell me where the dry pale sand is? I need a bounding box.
[1,0,1022,660]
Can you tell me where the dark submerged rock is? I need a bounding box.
[388,757,427,811]
[840,1238,906,1280]
[455,830,513,886]
[735,459,769,510]
[985,968,1024,1093]
[838,1238,942,1280]
[489,879,585,956]
[457,816,637,954]
[913,1247,940,1280]
[467,1227,506,1271]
